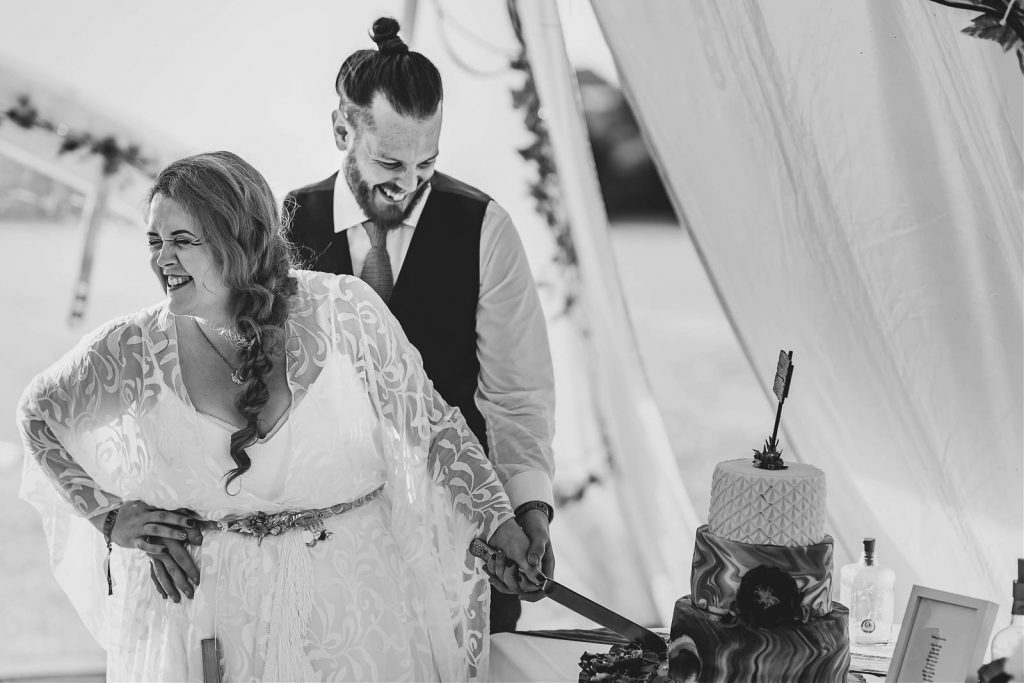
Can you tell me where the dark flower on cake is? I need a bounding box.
[752,435,788,470]
[754,585,781,608]
[736,565,801,628]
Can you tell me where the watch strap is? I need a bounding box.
[102,508,119,547]
[514,500,553,522]
[101,507,120,596]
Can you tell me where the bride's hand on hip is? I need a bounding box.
[111,500,202,552]
[148,537,201,603]
[485,518,545,597]
[110,501,204,602]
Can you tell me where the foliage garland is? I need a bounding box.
[0,94,155,177]
[506,0,580,317]
[506,1,610,508]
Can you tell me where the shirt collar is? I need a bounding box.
[332,166,431,233]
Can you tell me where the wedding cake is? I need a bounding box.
[669,453,851,682]
[579,352,849,682]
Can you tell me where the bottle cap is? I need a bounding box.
[863,538,876,554]
[1013,558,1024,603]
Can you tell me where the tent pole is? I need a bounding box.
[68,171,112,326]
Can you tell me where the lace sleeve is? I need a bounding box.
[17,317,146,520]
[16,316,150,650]
[18,397,121,520]
[335,275,514,540]
[305,271,500,679]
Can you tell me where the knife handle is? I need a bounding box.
[469,538,547,584]
[469,538,497,562]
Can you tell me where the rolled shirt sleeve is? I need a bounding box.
[475,201,556,511]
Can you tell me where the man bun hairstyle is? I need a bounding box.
[372,17,408,55]
[335,16,442,121]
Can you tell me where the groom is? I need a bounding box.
[284,17,556,633]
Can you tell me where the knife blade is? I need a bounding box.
[469,538,667,654]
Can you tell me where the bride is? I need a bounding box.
[19,150,540,682]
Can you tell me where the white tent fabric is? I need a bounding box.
[591,0,1024,620]
[517,0,700,624]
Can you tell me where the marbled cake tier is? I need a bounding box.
[691,524,834,621]
[670,596,850,683]
[708,458,826,546]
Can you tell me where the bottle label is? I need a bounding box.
[860,619,876,634]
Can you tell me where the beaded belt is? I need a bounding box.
[198,484,385,547]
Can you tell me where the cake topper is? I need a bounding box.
[753,350,794,470]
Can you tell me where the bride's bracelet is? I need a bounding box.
[101,507,120,595]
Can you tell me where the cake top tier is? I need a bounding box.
[708,458,826,547]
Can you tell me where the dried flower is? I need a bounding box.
[736,565,801,628]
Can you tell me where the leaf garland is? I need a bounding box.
[507,0,606,510]
[0,94,155,177]
[507,0,580,317]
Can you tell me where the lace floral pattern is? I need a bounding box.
[19,270,513,681]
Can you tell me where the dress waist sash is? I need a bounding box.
[197,483,385,547]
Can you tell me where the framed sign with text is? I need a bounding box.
[887,585,999,683]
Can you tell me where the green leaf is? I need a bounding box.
[969,13,1003,29]
[963,22,1021,50]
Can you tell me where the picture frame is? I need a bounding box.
[887,585,999,683]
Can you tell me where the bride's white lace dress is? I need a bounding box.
[18,270,512,682]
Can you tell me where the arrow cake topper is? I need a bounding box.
[753,350,794,470]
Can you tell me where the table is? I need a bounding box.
[489,630,895,682]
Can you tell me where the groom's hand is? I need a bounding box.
[484,518,545,597]
[516,508,554,602]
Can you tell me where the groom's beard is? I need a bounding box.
[344,154,429,231]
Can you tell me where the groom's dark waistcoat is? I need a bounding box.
[285,172,491,454]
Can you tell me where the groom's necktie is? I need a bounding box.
[360,222,394,302]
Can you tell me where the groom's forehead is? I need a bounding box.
[365,96,440,138]
[366,123,422,149]
[362,112,441,160]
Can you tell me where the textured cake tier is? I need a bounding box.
[691,525,833,621]
[708,458,826,546]
[670,596,850,683]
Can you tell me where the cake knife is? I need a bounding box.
[469,538,667,655]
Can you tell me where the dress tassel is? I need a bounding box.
[262,533,315,682]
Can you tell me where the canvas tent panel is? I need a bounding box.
[592,0,1023,617]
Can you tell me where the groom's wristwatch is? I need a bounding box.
[514,500,553,522]
[102,507,120,548]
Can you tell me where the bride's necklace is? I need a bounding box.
[194,319,244,385]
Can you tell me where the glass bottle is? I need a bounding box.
[990,559,1024,662]
[850,538,895,645]
[839,539,868,607]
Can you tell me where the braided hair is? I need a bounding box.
[335,16,443,124]
[148,151,298,492]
